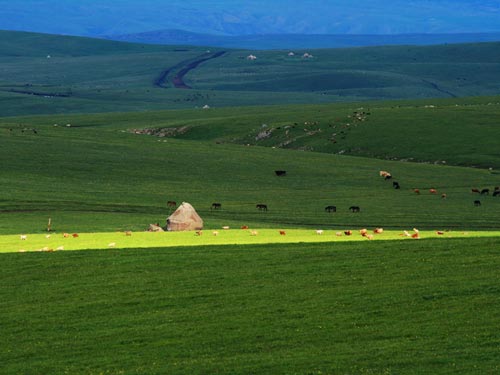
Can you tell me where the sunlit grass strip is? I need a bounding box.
[2,229,500,253]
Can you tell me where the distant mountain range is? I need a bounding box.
[105,29,500,50]
[1,0,500,40]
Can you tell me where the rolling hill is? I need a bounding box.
[1,97,499,235]
[107,29,500,50]
[1,28,500,375]
[1,30,500,117]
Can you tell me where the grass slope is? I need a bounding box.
[1,238,500,374]
[1,30,500,116]
[0,98,499,235]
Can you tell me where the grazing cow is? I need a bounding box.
[413,188,420,194]
[196,231,203,236]
[481,188,490,195]
[359,228,368,236]
[474,200,481,206]
[316,230,324,235]
[241,225,249,229]
[275,170,287,176]
[349,206,360,213]
[256,204,268,211]
[374,228,384,234]
[211,202,222,210]
[72,233,79,238]
[429,189,437,194]
[493,190,500,197]
[471,188,480,193]
[250,230,258,236]
[324,205,336,213]
[279,230,286,235]
[441,193,447,199]
[20,235,27,240]
[344,230,352,236]
[379,171,391,178]
[393,181,400,189]
[108,242,116,248]
[125,231,132,236]
[63,233,70,238]
[212,231,219,236]
[167,201,177,208]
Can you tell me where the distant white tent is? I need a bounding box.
[166,202,203,231]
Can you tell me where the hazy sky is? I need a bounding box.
[1,0,500,36]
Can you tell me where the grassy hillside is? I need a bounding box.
[1,30,500,116]
[1,98,499,235]
[2,238,500,374]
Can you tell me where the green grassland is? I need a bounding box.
[1,97,499,235]
[1,30,500,374]
[1,30,500,116]
[2,238,500,374]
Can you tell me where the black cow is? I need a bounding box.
[474,200,481,206]
[275,170,287,176]
[481,188,490,195]
[349,206,360,212]
[493,191,500,197]
[324,205,336,213]
[256,204,268,211]
[211,203,222,210]
[393,181,400,189]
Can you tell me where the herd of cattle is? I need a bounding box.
[167,169,497,214]
[379,170,498,207]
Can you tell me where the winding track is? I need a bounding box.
[422,79,457,98]
[154,51,226,89]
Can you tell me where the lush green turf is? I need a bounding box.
[2,229,499,253]
[1,31,499,374]
[1,238,499,374]
[1,97,499,235]
[1,30,500,116]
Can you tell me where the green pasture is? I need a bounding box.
[1,97,499,236]
[2,238,500,374]
[3,229,500,253]
[1,31,500,373]
[1,30,500,116]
